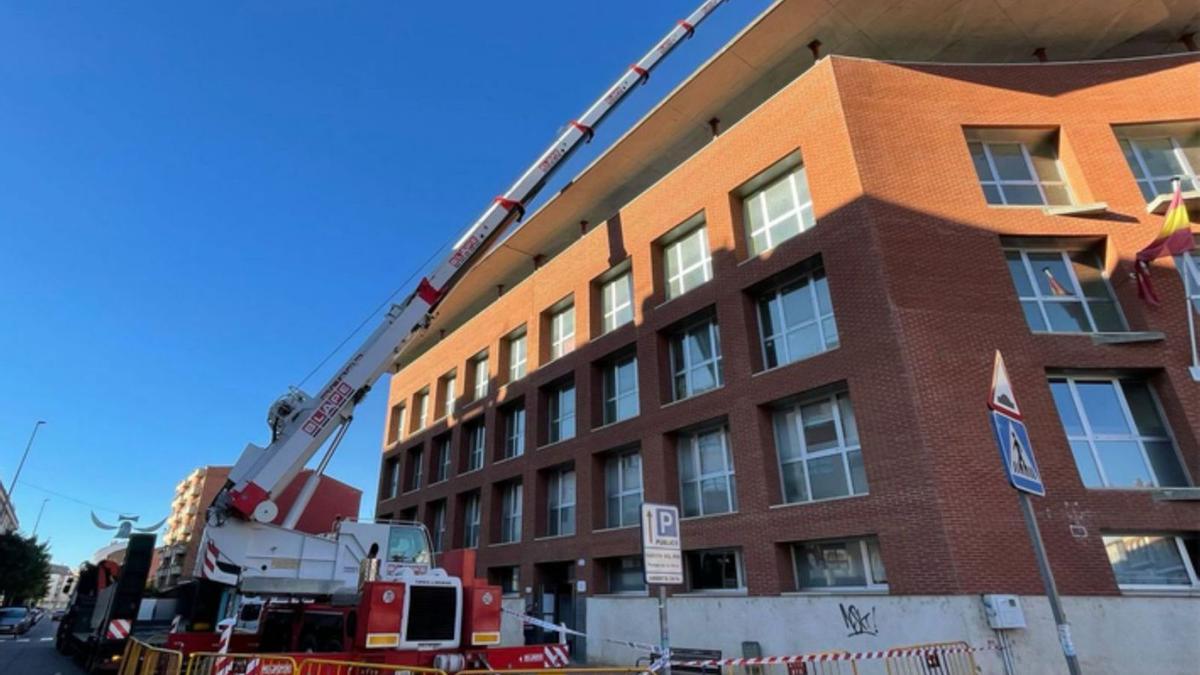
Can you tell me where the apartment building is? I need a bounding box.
[376,1,1200,671]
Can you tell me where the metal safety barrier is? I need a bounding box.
[460,669,651,675]
[185,651,299,675]
[296,658,448,675]
[119,638,185,675]
[882,642,977,675]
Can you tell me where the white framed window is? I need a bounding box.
[499,482,522,544]
[758,266,838,369]
[605,450,643,528]
[462,492,481,549]
[670,317,722,400]
[601,270,635,333]
[602,355,639,425]
[415,390,429,430]
[1048,376,1189,489]
[385,458,399,499]
[490,566,519,594]
[685,548,743,592]
[678,426,736,518]
[967,137,1071,206]
[388,404,407,444]
[604,556,646,593]
[406,449,423,492]
[1004,247,1124,333]
[744,165,815,255]
[773,391,867,504]
[440,372,457,418]
[507,330,527,383]
[664,225,713,300]
[1118,134,1200,201]
[547,381,576,444]
[503,404,526,459]
[472,354,489,401]
[546,467,576,537]
[1180,249,1200,314]
[429,501,447,553]
[549,304,576,360]
[432,436,452,483]
[465,423,485,473]
[793,537,888,591]
[1104,534,1199,591]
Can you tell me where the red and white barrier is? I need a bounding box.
[106,619,131,640]
[671,643,999,667]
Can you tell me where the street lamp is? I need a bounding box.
[32,498,49,537]
[8,420,46,498]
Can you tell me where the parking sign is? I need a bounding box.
[640,503,683,584]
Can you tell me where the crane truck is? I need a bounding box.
[157,1,729,670]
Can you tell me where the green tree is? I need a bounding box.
[0,532,51,606]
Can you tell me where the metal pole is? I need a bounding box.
[658,585,671,675]
[32,498,49,537]
[1182,255,1200,377]
[1018,492,1082,674]
[8,420,46,499]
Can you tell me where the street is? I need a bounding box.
[0,616,84,675]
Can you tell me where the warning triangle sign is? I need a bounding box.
[989,351,1021,418]
[1008,425,1039,483]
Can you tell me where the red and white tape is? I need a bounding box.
[672,643,1000,667]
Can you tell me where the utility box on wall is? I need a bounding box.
[982,594,1026,629]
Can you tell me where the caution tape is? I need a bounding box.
[502,608,666,656]
[671,643,1000,667]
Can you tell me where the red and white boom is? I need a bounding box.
[212,0,728,529]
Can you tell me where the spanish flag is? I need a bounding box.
[1135,178,1195,305]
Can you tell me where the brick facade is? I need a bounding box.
[377,54,1200,599]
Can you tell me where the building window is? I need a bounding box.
[1048,376,1188,489]
[793,537,888,591]
[429,501,447,554]
[685,549,743,592]
[604,556,646,593]
[406,449,423,492]
[384,457,399,499]
[1004,246,1123,333]
[1104,534,1199,590]
[744,165,815,255]
[545,467,576,537]
[471,353,489,401]
[489,566,519,595]
[669,315,722,400]
[432,436,452,484]
[415,389,429,429]
[773,391,866,504]
[462,492,481,549]
[499,482,522,544]
[438,372,457,419]
[605,450,643,528]
[757,265,837,369]
[663,223,712,300]
[502,404,526,459]
[506,329,528,383]
[547,380,576,444]
[966,131,1071,206]
[601,270,635,333]
[678,426,736,518]
[549,303,576,360]
[387,404,406,445]
[464,422,485,473]
[1116,129,1200,201]
[602,354,639,425]
[1181,247,1200,315]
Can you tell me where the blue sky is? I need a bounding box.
[0,0,769,567]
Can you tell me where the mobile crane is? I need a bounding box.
[180,0,730,669]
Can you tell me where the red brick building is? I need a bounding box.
[376,1,1199,669]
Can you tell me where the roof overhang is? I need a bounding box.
[396,0,1200,368]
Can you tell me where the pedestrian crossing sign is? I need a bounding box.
[990,410,1045,496]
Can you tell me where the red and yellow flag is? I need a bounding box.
[1135,179,1195,305]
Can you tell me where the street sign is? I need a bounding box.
[640,503,682,585]
[987,351,1043,496]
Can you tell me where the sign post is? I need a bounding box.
[987,352,1081,675]
[641,503,682,675]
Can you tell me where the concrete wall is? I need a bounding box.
[585,594,1200,674]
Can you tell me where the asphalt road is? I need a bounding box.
[0,616,85,675]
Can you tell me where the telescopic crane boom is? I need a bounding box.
[210,0,727,538]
